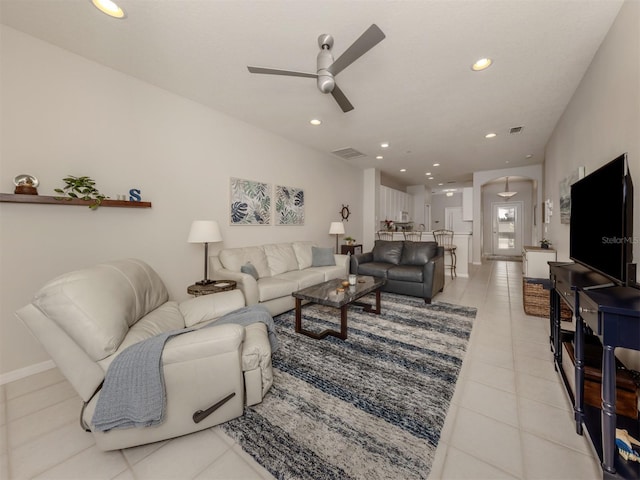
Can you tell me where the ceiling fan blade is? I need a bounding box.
[331,84,354,112]
[247,66,317,78]
[327,24,385,76]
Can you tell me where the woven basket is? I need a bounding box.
[523,278,572,321]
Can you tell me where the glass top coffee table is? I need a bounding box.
[292,275,385,340]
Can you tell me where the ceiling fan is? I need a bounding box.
[247,24,386,113]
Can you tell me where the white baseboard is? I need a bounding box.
[0,360,56,386]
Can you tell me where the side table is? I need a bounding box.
[187,280,237,297]
[341,244,363,255]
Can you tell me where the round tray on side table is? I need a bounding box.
[187,280,237,297]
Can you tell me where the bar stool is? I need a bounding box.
[377,231,394,240]
[433,229,457,278]
[403,231,422,241]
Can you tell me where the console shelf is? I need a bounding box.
[0,193,151,208]
[550,262,640,479]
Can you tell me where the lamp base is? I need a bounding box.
[196,279,215,286]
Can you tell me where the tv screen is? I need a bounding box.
[570,153,634,285]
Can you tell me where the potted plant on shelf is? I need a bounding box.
[54,175,108,210]
[540,238,552,249]
[344,236,356,245]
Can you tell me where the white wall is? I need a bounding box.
[544,0,639,369]
[431,192,462,229]
[0,26,363,377]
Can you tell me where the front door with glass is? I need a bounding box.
[492,202,523,256]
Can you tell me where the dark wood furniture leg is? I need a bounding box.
[355,288,381,314]
[574,304,584,435]
[295,298,348,340]
[601,344,617,475]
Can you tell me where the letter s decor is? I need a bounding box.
[129,189,141,202]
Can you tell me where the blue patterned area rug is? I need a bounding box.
[220,292,476,480]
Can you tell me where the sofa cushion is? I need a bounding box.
[372,241,404,265]
[240,263,259,280]
[387,265,424,282]
[257,277,298,302]
[311,247,335,267]
[357,262,394,278]
[219,247,271,278]
[264,243,299,276]
[32,259,169,361]
[278,269,325,289]
[292,241,315,270]
[400,241,437,265]
[316,265,348,281]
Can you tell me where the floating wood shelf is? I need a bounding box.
[0,193,152,208]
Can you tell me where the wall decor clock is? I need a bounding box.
[340,204,350,221]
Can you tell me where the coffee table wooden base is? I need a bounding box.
[294,289,381,340]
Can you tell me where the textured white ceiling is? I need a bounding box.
[0,0,624,189]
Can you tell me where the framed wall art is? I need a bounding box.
[559,166,585,224]
[275,185,304,225]
[230,177,271,225]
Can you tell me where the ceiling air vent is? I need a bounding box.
[509,126,524,134]
[331,147,366,159]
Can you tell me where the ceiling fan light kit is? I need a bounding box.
[247,24,386,113]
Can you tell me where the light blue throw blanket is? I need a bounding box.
[92,305,277,432]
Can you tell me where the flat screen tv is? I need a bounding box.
[570,153,634,286]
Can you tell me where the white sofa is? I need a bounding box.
[16,259,273,451]
[210,241,349,316]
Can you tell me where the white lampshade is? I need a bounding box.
[329,222,345,235]
[188,220,222,243]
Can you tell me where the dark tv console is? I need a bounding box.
[550,262,640,479]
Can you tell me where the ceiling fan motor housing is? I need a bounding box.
[316,48,335,93]
[247,25,384,112]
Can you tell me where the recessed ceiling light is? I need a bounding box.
[376,155,383,160]
[438,183,444,186]
[425,172,431,176]
[428,177,434,180]
[472,57,492,71]
[526,154,533,159]
[91,0,126,18]
[400,168,407,172]
[309,119,322,126]
[485,133,497,139]
[433,163,440,167]
[446,192,454,197]
[381,142,389,148]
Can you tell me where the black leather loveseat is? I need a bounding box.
[350,240,445,303]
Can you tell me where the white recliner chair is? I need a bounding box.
[15,258,273,451]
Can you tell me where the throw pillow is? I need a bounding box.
[240,262,259,280]
[311,247,336,267]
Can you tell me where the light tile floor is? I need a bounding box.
[0,260,602,479]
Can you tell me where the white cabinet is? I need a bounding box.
[522,246,557,278]
[379,186,413,222]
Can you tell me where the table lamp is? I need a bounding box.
[329,221,345,254]
[188,220,222,285]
